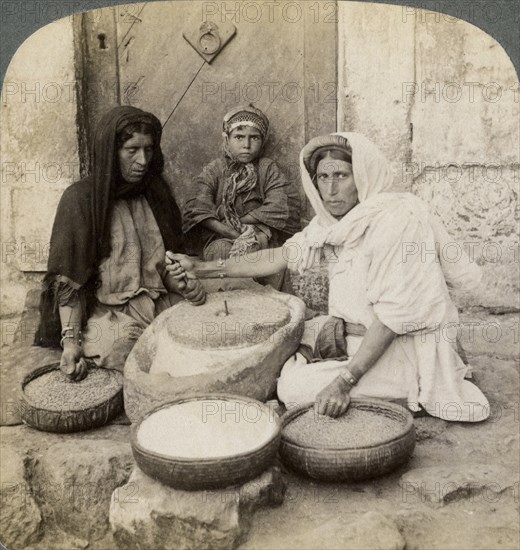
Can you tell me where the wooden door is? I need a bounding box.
[75,0,338,221]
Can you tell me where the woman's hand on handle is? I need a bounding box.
[165,251,205,305]
[183,279,206,306]
[166,252,197,279]
[171,247,288,279]
[164,251,189,289]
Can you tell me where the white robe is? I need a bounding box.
[278,203,489,422]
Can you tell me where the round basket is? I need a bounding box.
[18,363,124,433]
[131,394,281,490]
[279,399,415,481]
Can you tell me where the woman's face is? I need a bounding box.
[316,155,358,219]
[118,132,154,183]
[226,126,263,163]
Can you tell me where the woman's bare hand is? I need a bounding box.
[182,278,206,306]
[165,252,205,304]
[164,251,188,290]
[60,342,88,382]
[168,252,198,278]
[314,376,351,418]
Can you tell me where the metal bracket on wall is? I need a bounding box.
[183,19,236,63]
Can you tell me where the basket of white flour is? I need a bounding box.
[131,394,281,490]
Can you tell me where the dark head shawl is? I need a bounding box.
[36,106,185,346]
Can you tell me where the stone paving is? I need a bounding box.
[1,308,518,549]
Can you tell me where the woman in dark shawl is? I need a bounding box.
[36,106,205,381]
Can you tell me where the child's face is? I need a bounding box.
[226,126,263,163]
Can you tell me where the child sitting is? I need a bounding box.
[182,104,300,288]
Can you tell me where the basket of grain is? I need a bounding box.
[131,394,281,490]
[19,363,123,433]
[279,399,415,481]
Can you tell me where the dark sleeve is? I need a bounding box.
[46,182,96,288]
[35,276,87,348]
[182,161,222,233]
[145,176,186,255]
[245,160,301,235]
[35,180,97,347]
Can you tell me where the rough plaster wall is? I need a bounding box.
[339,2,519,309]
[115,1,307,213]
[1,2,518,336]
[411,16,519,309]
[338,2,415,179]
[0,18,79,333]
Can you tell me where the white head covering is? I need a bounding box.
[302,132,394,224]
[296,132,402,271]
[294,132,481,292]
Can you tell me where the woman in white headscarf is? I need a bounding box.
[169,133,489,422]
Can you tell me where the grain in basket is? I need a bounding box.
[23,368,122,411]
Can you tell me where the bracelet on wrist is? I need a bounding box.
[60,335,81,348]
[339,368,359,387]
[60,327,82,349]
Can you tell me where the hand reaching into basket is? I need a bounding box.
[60,342,88,382]
[314,318,397,417]
[314,376,352,418]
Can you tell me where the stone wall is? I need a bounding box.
[1,17,79,343]
[1,3,518,343]
[338,2,519,309]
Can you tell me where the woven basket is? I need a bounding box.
[279,399,415,481]
[18,363,124,433]
[131,394,281,490]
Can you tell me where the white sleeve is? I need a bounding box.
[282,228,309,273]
[366,208,449,335]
